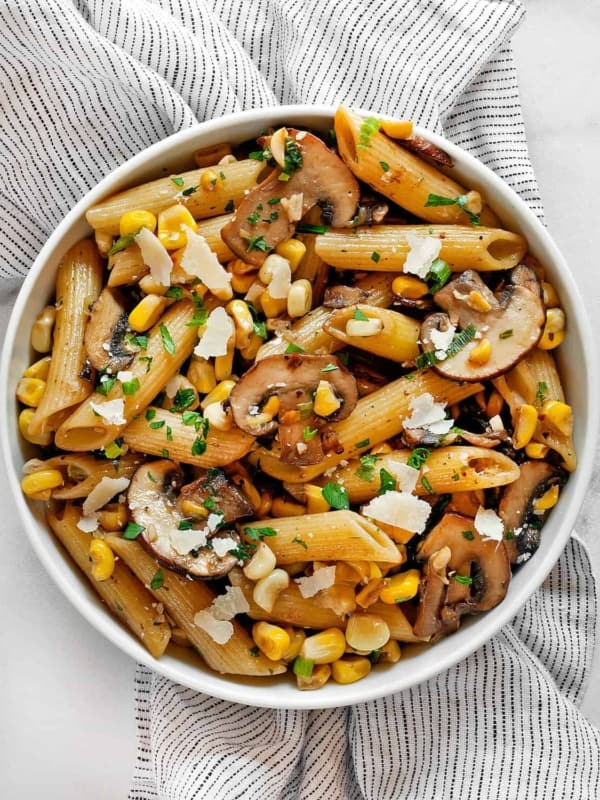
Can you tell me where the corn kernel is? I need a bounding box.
[21,469,63,497]
[214,340,234,381]
[376,639,402,664]
[304,483,331,514]
[369,562,383,579]
[379,569,420,604]
[468,338,492,366]
[391,275,428,299]
[525,442,550,459]
[201,379,235,409]
[252,621,290,661]
[275,239,307,271]
[157,204,198,250]
[468,290,492,312]
[261,288,288,318]
[381,119,413,139]
[331,655,372,684]
[345,613,390,651]
[296,663,331,691]
[16,377,46,407]
[231,271,257,294]
[253,568,290,612]
[31,305,56,353]
[300,628,346,664]
[203,401,233,431]
[287,279,312,318]
[128,294,168,332]
[539,308,566,350]
[97,503,128,531]
[313,380,341,417]
[89,538,116,582]
[345,317,383,337]
[226,299,255,350]
[18,408,52,446]
[271,496,306,517]
[23,356,51,381]
[181,499,209,518]
[200,168,219,191]
[355,577,385,608]
[187,357,217,395]
[243,541,277,581]
[282,628,306,661]
[230,258,257,275]
[540,400,573,437]
[512,403,538,449]
[239,334,263,361]
[541,281,560,308]
[138,275,168,295]
[119,209,157,237]
[533,484,560,511]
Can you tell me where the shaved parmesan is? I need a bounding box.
[403,393,447,430]
[212,536,239,557]
[280,193,304,223]
[404,233,441,279]
[180,226,232,296]
[267,256,292,299]
[82,476,131,516]
[474,506,504,542]
[295,565,336,598]
[116,370,133,383]
[77,513,99,533]
[385,461,419,494]
[489,414,505,432]
[193,307,235,359]
[211,585,250,620]
[207,512,224,533]
[90,398,126,426]
[430,323,456,353]
[362,491,431,533]
[427,418,454,435]
[168,526,208,555]
[193,610,234,644]
[135,227,172,286]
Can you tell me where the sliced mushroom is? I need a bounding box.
[355,198,389,225]
[229,353,358,466]
[498,460,566,564]
[414,512,511,638]
[402,424,507,450]
[84,287,134,372]
[127,460,244,579]
[221,129,359,265]
[323,285,371,308]
[420,265,545,381]
[399,135,454,168]
[176,467,254,522]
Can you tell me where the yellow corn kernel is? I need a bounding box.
[355,577,385,609]
[214,340,235,381]
[539,308,566,350]
[231,271,257,294]
[31,305,56,353]
[200,168,219,191]
[345,613,390,651]
[512,404,538,449]
[533,484,560,512]
[300,628,347,664]
[181,499,209,518]
[193,143,232,168]
[271,496,306,517]
[89,538,116,582]
[119,209,157,237]
[331,655,372,685]
[468,290,492,312]
[391,275,428,299]
[259,253,289,285]
[468,338,492,366]
[157,204,198,250]
[261,289,288,318]
[540,400,573,437]
[18,408,52,446]
[201,379,235,409]
[313,380,341,417]
[23,356,51,381]
[305,483,331,514]
[262,395,281,419]
[369,562,383,580]
[21,469,64,497]
[253,568,290,612]
[525,442,550,459]
[94,502,126,532]
[275,239,307,271]
[187,357,217,395]
[138,275,169,295]
[377,639,402,664]
[230,257,257,275]
[345,317,383,337]
[296,663,331,691]
[226,299,254,350]
[282,628,306,662]
[239,334,263,362]
[243,540,277,581]
[542,281,560,308]
[252,621,290,662]
[379,569,421,604]
[287,279,312,318]
[16,377,46,408]
[203,401,233,431]
[128,294,168,332]
[381,119,413,139]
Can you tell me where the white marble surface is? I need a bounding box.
[1,3,599,798]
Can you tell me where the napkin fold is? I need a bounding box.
[0,1,598,798]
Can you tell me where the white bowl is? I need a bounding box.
[2,105,597,709]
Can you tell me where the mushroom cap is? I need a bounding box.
[127,460,242,579]
[84,287,134,372]
[221,128,360,265]
[421,265,545,381]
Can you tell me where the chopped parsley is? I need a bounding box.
[104,439,124,459]
[505,530,515,540]
[378,468,396,495]
[139,356,152,374]
[247,209,261,225]
[123,522,145,540]
[421,475,434,495]
[278,137,303,181]
[407,447,431,469]
[462,530,475,541]
[149,420,165,430]
[159,323,176,355]
[161,448,170,458]
[244,526,277,542]
[356,453,379,481]
[285,343,305,354]
[127,333,148,349]
[499,329,513,340]
[253,319,267,339]
[181,185,198,197]
[108,230,139,256]
[246,235,272,253]
[150,569,164,590]
[371,251,381,263]
[358,116,382,149]
[426,258,452,293]
[415,323,477,369]
[145,408,156,421]
[191,437,207,456]
[267,197,281,205]
[352,307,369,321]
[249,146,272,162]
[379,160,390,172]
[355,438,370,449]
[320,363,338,373]
[228,542,256,561]
[171,388,196,411]
[424,193,481,226]
[171,176,185,187]
[453,574,473,585]
[292,536,308,550]
[303,426,319,441]
[321,481,350,510]
[95,375,116,396]
[166,426,173,442]
[296,223,328,234]
[165,286,184,300]
[121,377,140,396]
[177,519,194,530]
[536,381,548,404]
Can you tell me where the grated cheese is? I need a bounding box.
[474,506,504,542]
[180,226,232,295]
[134,227,172,286]
[193,306,235,359]
[211,536,239,557]
[403,392,447,430]
[211,585,250,620]
[267,256,292,299]
[193,610,234,644]
[116,370,133,383]
[295,565,336,598]
[82,476,131,516]
[362,491,431,533]
[427,418,454,435]
[430,323,456,354]
[76,513,99,533]
[280,193,304,222]
[489,414,505,432]
[206,512,224,533]
[404,233,442,279]
[385,460,419,494]
[168,526,208,555]
[90,398,126,426]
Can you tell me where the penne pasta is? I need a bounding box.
[34,453,145,499]
[323,304,420,362]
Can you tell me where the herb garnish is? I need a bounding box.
[159,323,176,355]
[285,343,305,354]
[499,329,513,340]
[246,235,272,253]
[150,569,164,590]
[421,475,434,495]
[303,426,319,441]
[123,522,145,540]
[296,223,328,234]
[121,377,140,396]
[321,482,350,510]
[378,468,396,495]
[171,388,196,411]
[426,258,452,293]
[453,574,473,585]
[424,193,481,226]
[462,530,475,541]
[292,536,308,550]
[358,117,382,149]
[352,307,369,321]
[108,230,139,256]
[407,447,431,469]
[356,453,379,481]
[171,176,185,187]
[415,324,477,369]
[244,526,278,542]
[165,286,184,300]
[536,381,548,404]
[371,252,381,263]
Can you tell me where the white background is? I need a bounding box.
[1,2,599,797]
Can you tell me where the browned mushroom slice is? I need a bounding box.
[127,460,241,579]
[323,285,371,308]
[176,467,253,523]
[415,512,511,637]
[84,287,134,372]
[498,460,566,564]
[221,129,359,265]
[399,135,454,168]
[413,545,451,640]
[420,265,545,381]
[355,198,389,225]
[229,353,358,466]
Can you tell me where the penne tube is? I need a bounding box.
[86,160,264,235]
[47,504,171,658]
[315,225,527,273]
[55,299,198,451]
[29,240,103,436]
[105,535,284,676]
[368,602,424,643]
[255,272,396,360]
[122,407,254,467]
[294,208,331,306]
[38,453,146,499]
[241,511,404,564]
[323,304,420,362]
[335,106,499,226]
[290,447,520,504]
[249,370,484,482]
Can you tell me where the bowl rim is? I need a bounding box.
[1,103,598,709]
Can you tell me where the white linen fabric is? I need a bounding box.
[0,1,598,798]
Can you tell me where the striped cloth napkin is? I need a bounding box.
[1,1,598,798]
